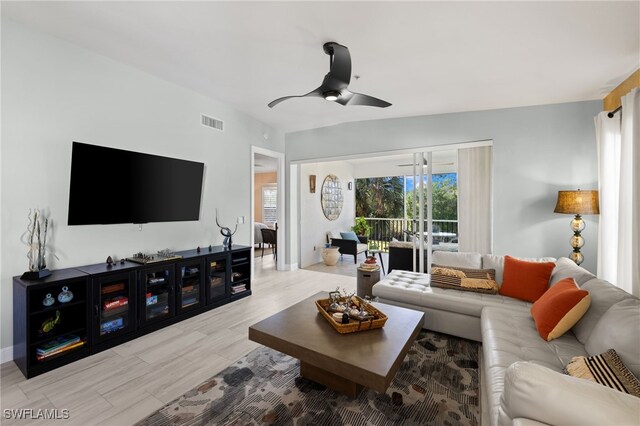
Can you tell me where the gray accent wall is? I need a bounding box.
[285,101,602,273]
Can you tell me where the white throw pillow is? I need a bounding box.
[482,254,557,286]
[432,251,482,269]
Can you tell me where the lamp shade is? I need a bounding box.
[554,190,600,215]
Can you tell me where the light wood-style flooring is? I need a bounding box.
[0,256,355,425]
[303,252,389,278]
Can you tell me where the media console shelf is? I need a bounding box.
[13,245,251,379]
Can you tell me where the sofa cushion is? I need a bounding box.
[530,278,591,341]
[499,256,555,302]
[565,349,640,398]
[482,307,588,425]
[340,231,359,241]
[356,243,368,254]
[372,270,530,317]
[482,254,557,285]
[432,251,481,269]
[585,298,640,378]
[549,257,595,287]
[571,278,634,344]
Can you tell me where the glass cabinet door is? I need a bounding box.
[140,265,174,325]
[207,256,228,302]
[93,272,136,343]
[177,260,204,313]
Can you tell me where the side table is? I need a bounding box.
[357,267,381,298]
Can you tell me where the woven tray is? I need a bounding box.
[315,295,388,334]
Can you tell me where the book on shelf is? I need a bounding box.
[36,341,85,360]
[101,282,125,294]
[103,296,128,311]
[101,317,124,334]
[231,284,247,294]
[36,334,81,355]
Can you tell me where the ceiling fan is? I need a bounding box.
[268,42,391,109]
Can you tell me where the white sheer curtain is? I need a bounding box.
[457,146,492,254]
[595,112,621,283]
[595,88,639,296]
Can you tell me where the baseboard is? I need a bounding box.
[1,345,13,364]
[283,263,298,271]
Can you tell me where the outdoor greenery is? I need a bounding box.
[351,216,372,236]
[355,177,404,218]
[355,174,457,220]
[406,174,458,220]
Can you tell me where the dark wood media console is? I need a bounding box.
[13,245,251,379]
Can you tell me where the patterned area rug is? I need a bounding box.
[137,331,480,426]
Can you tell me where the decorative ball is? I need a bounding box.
[570,217,585,232]
[570,235,584,249]
[569,251,584,265]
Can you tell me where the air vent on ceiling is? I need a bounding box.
[201,114,224,131]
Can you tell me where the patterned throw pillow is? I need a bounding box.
[430,265,498,294]
[565,349,640,397]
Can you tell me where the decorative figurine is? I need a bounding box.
[20,209,53,280]
[57,286,74,303]
[42,293,55,307]
[39,310,61,335]
[196,246,201,253]
[208,245,212,251]
[106,256,113,266]
[120,258,125,265]
[215,208,238,249]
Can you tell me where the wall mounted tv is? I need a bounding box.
[68,142,205,225]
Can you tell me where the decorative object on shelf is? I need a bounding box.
[57,286,74,303]
[197,246,201,253]
[309,175,316,193]
[120,258,125,264]
[39,310,61,335]
[106,256,113,266]
[216,209,246,249]
[321,175,344,220]
[321,246,341,266]
[554,190,600,265]
[20,209,53,280]
[42,293,55,307]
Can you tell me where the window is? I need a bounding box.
[262,185,277,226]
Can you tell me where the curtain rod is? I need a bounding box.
[607,106,622,118]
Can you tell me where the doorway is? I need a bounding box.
[251,147,285,275]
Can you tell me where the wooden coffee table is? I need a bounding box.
[248,291,424,397]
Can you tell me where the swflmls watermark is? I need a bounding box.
[3,408,70,420]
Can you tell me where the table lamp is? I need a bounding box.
[553,190,599,265]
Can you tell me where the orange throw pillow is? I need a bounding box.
[499,255,555,302]
[531,278,591,341]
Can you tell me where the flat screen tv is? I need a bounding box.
[68,142,205,225]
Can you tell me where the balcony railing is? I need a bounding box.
[364,218,458,251]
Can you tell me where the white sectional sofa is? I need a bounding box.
[372,253,640,426]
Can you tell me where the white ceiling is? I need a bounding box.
[3,1,639,133]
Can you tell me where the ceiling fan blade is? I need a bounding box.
[323,42,351,87]
[339,91,391,108]
[268,88,322,108]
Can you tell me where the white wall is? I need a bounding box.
[286,101,602,273]
[299,162,355,268]
[0,20,284,351]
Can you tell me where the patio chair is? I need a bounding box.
[326,232,369,264]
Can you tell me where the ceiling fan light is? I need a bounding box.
[323,91,340,101]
